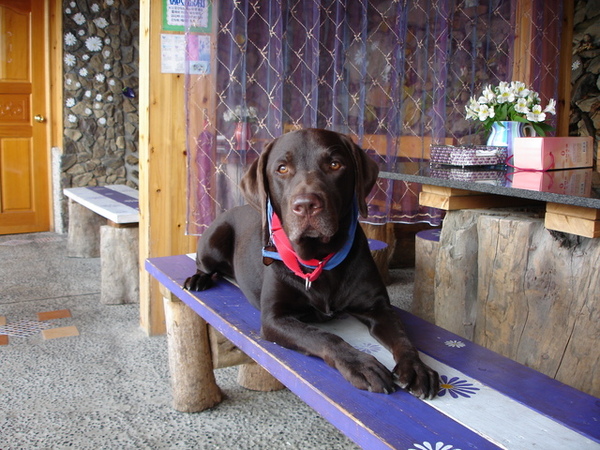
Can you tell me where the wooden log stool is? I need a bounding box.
[411,229,441,323]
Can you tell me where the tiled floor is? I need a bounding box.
[2,232,417,449]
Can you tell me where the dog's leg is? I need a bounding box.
[184,219,236,291]
[352,306,440,399]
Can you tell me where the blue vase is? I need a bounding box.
[486,121,535,161]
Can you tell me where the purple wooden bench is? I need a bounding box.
[146,254,600,450]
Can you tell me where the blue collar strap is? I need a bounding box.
[262,197,358,271]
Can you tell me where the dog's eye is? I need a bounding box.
[277,164,289,174]
[329,161,342,171]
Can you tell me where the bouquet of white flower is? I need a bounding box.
[223,105,258,123]
[465,81,556,136]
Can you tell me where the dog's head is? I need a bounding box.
[240,129,379,260]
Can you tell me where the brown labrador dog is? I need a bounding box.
[185,129,439,398]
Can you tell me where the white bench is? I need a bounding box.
[64,185,139,304]
[146,254,600,450]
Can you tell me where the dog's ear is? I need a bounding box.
[240,140,274,245]
[341,135,379,217]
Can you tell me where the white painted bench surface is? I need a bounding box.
[64,185,139,224]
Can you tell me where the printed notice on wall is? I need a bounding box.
[161,34,211,75]
[163,0,212,32]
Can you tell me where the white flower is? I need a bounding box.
[78,30,85,36]
[66,78,72,86]
[104,64,111,70]
[477,104,495,121]
[99,117,107,125]
[94,17,109,29]
[76,82,81,88]
[107,95,114,102]
[95,94,102,101]
[91,3,99,12]
[64,32,77,46]
[65,8,71,14]
[94,102,102,109]
[572,60,581,70]
[95,73,106,82]
[445,340,466,348]
[64,53,76,66]
[85,36,103,52]
[66,98,76,108]
[108,79,115,86]
[79,68,88,77]
[104,38,111,45]
[68,114,77,123]
[106,0,114,5]
[82,54,90,61]
[544,98,556,115]
[85,90,92,98]
[526,104,546,122]
[70,1,76,7]
[410,442,459,450]
[103,50,111,58]
[84,108,92,115]
[514,97,529,115]
[73,12,86,25]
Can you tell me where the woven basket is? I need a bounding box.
[430,145,507,167]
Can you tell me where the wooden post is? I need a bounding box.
[412,229,441,323]
[66,199,107,258]
[100,224,139,304]
[162,289,222,412]
[237,362,285,392]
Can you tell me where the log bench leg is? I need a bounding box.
[100,224,139,304]
[237,362,285,391]
[67,199,107,258]
[163,290,222,412]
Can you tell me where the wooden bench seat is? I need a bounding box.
[64,185,139,304]
[145,254,600,450]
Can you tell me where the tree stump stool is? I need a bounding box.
[411,229,441,323]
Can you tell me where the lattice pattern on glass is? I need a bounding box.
[185,0,561,235]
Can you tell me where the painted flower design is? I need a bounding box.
[85,36,103,52]
[410,442,461,450]
[91,3,99,12]
[572,60,581,70]
[64,32,77,46]
[73,12,86,25]
[444,340,466,348]
[65,98,76,108]
[79,68,88,77]
[64,53,76,66]
[94,17,109,29]
[78,30,86,36]
[107,0,114,4]
[98,117,107,125]
[70,1,76,7]
[95,74,106,83]
[438,375,480,399]
[68,114,77,123]
[355,342,383,355]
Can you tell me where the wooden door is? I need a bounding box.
[0,0,50,234]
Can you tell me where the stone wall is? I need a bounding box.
[59,0,139,227]
[570,0,600,163]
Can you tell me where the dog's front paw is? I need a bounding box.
[335,351,397,394]
[393,357,440,399]
[183,270,214,291]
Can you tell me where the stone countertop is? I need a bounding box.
[379,161,600,210]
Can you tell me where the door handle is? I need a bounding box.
[34,115,46,123]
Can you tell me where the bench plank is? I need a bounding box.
[64,185,139,224]
[145,255,600,450]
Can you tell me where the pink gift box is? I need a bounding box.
[512,137,593,171]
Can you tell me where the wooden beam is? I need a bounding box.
[138,0,197,335]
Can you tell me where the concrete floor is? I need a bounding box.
[0,232,415,449]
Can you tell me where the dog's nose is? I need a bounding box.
[292,194,323,217]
